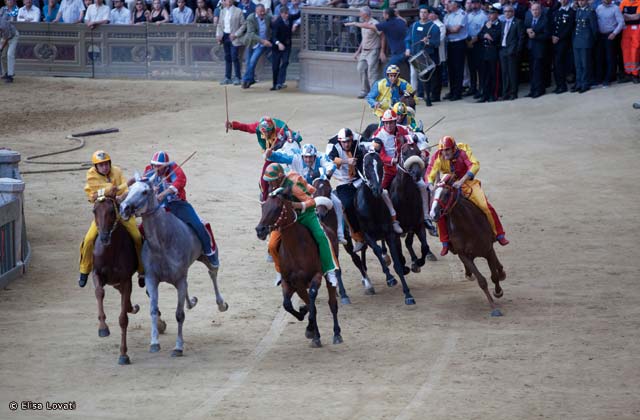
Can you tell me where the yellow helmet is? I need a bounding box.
[92,150,111,164]
[393,102,408,116]
[386,64,400,75]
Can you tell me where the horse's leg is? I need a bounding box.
[281,281,308,321]
[458,254,502,316]
[415,226,433,266]
[208,266,229,312]
[325,277,343,345]
[147,278,161,352]
[487,248,506,299]
[380,241,391,266]
[172,280,188,357]
[405,231,420,273]
[308,273,323,348]
[94,275,110,337]
[387,234,415,305]
[365,233,397,287]
[118,282,131,365]
[335,269,351,305]
[343,236,373,294]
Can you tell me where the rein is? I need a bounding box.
[95,193,121,240]
[434,184,461,216]
[272,200,297,231]
[357,151,379,190]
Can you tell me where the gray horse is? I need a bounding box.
[120,179,228,357]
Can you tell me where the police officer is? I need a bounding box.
[551,0,575,93]
[477,3,503,102]
[572,0,598,93]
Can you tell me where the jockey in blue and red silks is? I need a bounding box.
[144,151,219,267]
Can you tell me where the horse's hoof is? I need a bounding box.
[150,343,161,353]
[189,296,198,309]
[157,319,167,334]
[131,304,140,314]
[491,309,503,317]
[494,289,504,298]
[426,252,438,262]
[386,278,398,287]
[383,255,391,266]
[305,328,314,339]
[403,266,411,275]
[365,287,376,295]
[341,296,351,305]
[465,274,474,282]
[333,335,343,345]
[311,338,322,348]
[118,355,131,365]
[405,297,416,305]
[217,301,229,312]
[411,264,421,273]
[98,327,110,338]
[171,349,183,357]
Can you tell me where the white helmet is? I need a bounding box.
[301,144,318,157]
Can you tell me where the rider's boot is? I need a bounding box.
[326,270,338,287]
[331,193,348,245]
[206,250,219,268]
[382,189,403,234]
[440,242,449,256]
[78,273,89,288]
[496,234,510,246]
[417,179,437,235]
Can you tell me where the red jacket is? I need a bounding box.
[144,162,187,201]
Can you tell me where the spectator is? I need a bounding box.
[241,3,273,88]
[595,0,624,86]
[0,0,18,83]
[54,0,84,23]
[238,0,255,18]
[405,5,440,105]
[131,0,150,23]
[43,0,60,22]
[271,6,298,90]
[110,0,131,23]
[466,0,487,99]
[216,0,245,85]
[572,0,598,92]
[551,0,575,93]
[194,0,214,22]
[620,0,640,83]
[429,5,446,102]
[499,4,524,99]
[172,0,194,23]
[347,7,408,66]
[84,0,109,28]
[477,3,502,102]
[150,0,170,23]
[444,0,468,100]
[353,6,381,99]
[253,0,272,11]
[274,0,290,16]
[525,2,551,97]
[79,0,92,23]
[18,0,42,22]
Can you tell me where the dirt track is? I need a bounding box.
[1,77,639,420]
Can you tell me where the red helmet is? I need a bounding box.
[381,109,397,122]
[439,136,457,150]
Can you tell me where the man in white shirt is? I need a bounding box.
[171,0,194,24]
[54,0,84,23]
[85,0,110,28]
[18,0,41,22]
[109,0,130,24]
[429,6,446,102]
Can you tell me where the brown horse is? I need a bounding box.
[429,178,506,316]
[255,188,343,347]
[92,190,141,365]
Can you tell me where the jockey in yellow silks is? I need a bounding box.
[78,150,144,288]
[426,136,509,256]
[366,64,417,118]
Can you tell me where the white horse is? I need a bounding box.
[120,180,228,356]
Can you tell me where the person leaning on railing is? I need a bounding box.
[43,0,60,22]
[54,0,84,23]
[150,0,170,23]
[131,0,151,23]
[17,0,42,22]
[194,0,214,23]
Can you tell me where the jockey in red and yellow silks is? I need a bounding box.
[426,136,509,256]
[78,150,144,288]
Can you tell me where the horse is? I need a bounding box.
[255,187,343,347]
[429,178,506,316]
[120,179,229,356]
[91,190,141,365]
[390,142,437,273]
[313,177,374,304]
[354,151,415,305]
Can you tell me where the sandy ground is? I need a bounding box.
[1,77,640,420]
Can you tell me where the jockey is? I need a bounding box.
[143,151,219,267]
[79,150,144,288]
[327,128,367,252]
[263,162,340,287]
[426,136,509,256]
[226,116,302,202]
[266,143,347,244]
[392,101,421,133]
[366,64,417,118]
[370,109,414,235]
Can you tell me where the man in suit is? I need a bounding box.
[477,3,503,102]
[499,4,525,100]
[525,2,551,97]
[572,0,598,93]
[551,0,575,93]
[240,4,272,89]
[271,7,298,90]
[216,0,246,86]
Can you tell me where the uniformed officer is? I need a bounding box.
[477,3,503,102]
[572,0,598,93]
[551,0,575,93]
[444,0,468,101]
[466,0,488,99]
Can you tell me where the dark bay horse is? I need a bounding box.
[354,151,415,305]
[255,188,343,347]
[430,178,506,316]
[92,191,140,365]
[390,142,436,273]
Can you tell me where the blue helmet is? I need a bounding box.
[301,144,318,157]
[150,151,170,165]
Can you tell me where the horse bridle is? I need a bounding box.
[269,197,298,232]
[357,151,380,190]
[95,193,121,241]
[433,183,461,216]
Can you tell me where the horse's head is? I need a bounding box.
[93,189,119,245]
[312,178,332,219]
[399,141,424,182]
[120,179,157,220]
[429,175,458,222]
[362,149,384,198]
[255,187,296,240]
